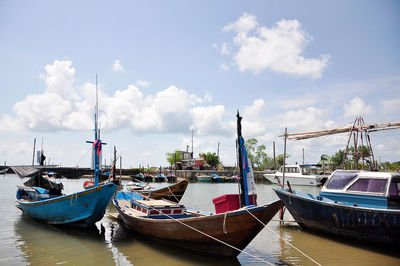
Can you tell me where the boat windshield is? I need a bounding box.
[301,167,319,175]
[325,171,359,190]
[347,178,387,193]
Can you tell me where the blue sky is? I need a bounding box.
[0,0,399,168]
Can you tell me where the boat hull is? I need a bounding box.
[17,183,118,227]
[264,174,319,186]
[114,198,283,257]
[274,188,400,245]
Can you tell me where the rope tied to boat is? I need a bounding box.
[143,204,274,265]
[244,208,321,266]
[167,186,179,202]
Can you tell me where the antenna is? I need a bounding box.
[191,128,194,155]
[95,74,99,140]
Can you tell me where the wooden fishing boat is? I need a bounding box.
[113,192,283,257]
[16,79,118,228]
[138,179,188,202]
[154,173,167,182]
[113,112,283,257]
[0,168,8,174]
[196,173,212,182]
[274,170,400,245]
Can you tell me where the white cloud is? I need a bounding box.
[0,60,220,135]
[112,60,124,72]
[343,97,373,118]
[136,80,151,87]
[223,13,258,34]
[271,107,324,131]
[222,14,329,79]
[382,97,400,114]
[39,60,76,99]
[190,105,232,136]
[220,64,229,71]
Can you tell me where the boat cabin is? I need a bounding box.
[276,164,320,176]
[320,170,400,209]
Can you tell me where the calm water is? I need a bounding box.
[1,174,399,265]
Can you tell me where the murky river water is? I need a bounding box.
[1,174,399,265]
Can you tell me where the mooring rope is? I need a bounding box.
[166,186,180,202]
[244,209,321,266]
[142,204,274,265]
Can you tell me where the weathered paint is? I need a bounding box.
[274,188,400,245]
[17,183,118,227]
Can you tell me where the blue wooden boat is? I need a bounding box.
[154,173,167,182]
[211,173,223,183]
[16,81,118,228]
[274,170,400,245]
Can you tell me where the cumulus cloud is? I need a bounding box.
[0,60,222,135]
[190,105,232,136]
[222,13,329,79]
[136,80,151,87]
[112,60,124,72]
[271,107,324,131]
[343,97,373,118]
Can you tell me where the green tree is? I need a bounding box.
[276,154,290,169]
[244,138,257,167]
[331,149,346,169]
[203,152,220,168]
[244,138,279,170]
[165,151,182,167]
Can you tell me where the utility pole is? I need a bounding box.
[32,138,36,166]
[273,141,276,170]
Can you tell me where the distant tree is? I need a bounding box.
[331,146,374,170]
[165,151,182,167]
[276,154,290,169]
[203,152,220,168]
[244,138,280,170]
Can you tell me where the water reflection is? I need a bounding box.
[277,222,400,265]
[14,215,114,265]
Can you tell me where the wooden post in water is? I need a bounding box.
[280,128,288,224]
[282,128,287,189]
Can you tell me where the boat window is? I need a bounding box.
[389,178,400,196]
[388,177,400,208]
[348,178,387,193]
[325,171,359,189]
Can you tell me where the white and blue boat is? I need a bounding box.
[16,80,118,228]
[274,170,400,245]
